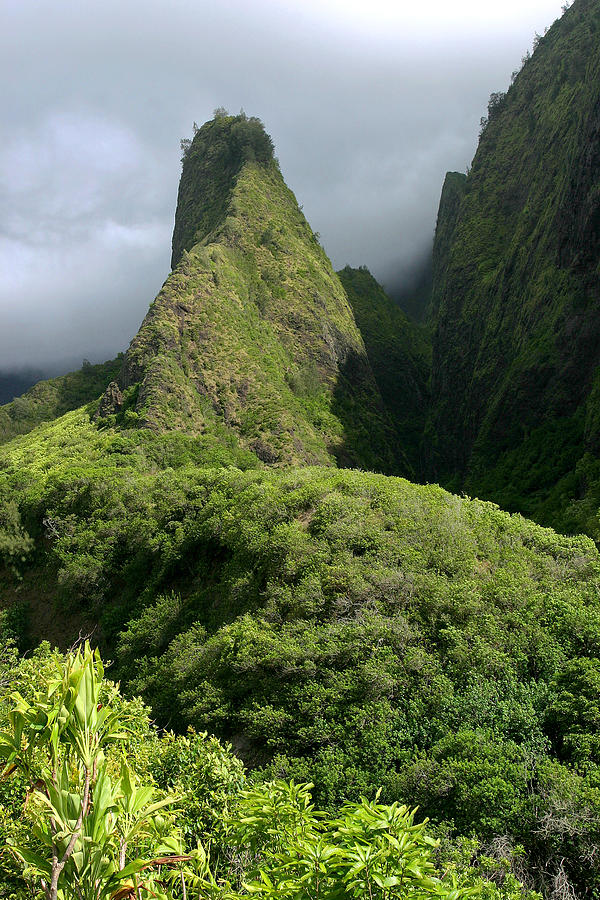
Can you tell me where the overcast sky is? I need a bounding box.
[1,0,566,373]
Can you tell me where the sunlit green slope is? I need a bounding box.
[0,357,120,445]
[2,415,600,894]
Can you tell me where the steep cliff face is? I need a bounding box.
[429,172,466,322]
[338,266,431,473]
[122,114,403,472]
[427,0,600,529]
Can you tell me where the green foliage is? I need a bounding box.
[2,50,600,900]
[150,729,246,856]
[0,646,524,900]
[228,780,466,900]
[0,496,33,575]
[4,418,600,893]
[0,643,186,900]
[172,112,274,267]
[546,656,600,762]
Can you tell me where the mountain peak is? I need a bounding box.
[122,115,404,473]
[171,112,275,268]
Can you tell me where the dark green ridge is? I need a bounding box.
[429,171,467,323]
[426,0,600,536]
[338,265,431,473]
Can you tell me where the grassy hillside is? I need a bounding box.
[427,0,600,535]
[0,357,121,445]
[339,266,431,472]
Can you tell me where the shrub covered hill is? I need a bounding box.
[427,0,600,536]
[4,94,600,897]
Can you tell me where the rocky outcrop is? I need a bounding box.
[122,114,405,474]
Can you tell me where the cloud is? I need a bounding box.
[0,0,566,371]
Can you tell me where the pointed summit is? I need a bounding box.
[171,112,275,269]
[122,113,405,472]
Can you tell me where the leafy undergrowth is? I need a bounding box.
[0,644,536,900]
[2,412,600,894]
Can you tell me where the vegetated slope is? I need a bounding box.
[121,113,404,474]
[2,419,600,895]
[338,265,431,472]
[429,172,467,322]
[0,647,536,900]
[4,103,600,898]
[427,0,600,534]
[0,358,121,445]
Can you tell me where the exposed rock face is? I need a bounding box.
[95,381,124,419]
[122,114,405,473]
[425,0,600,529]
